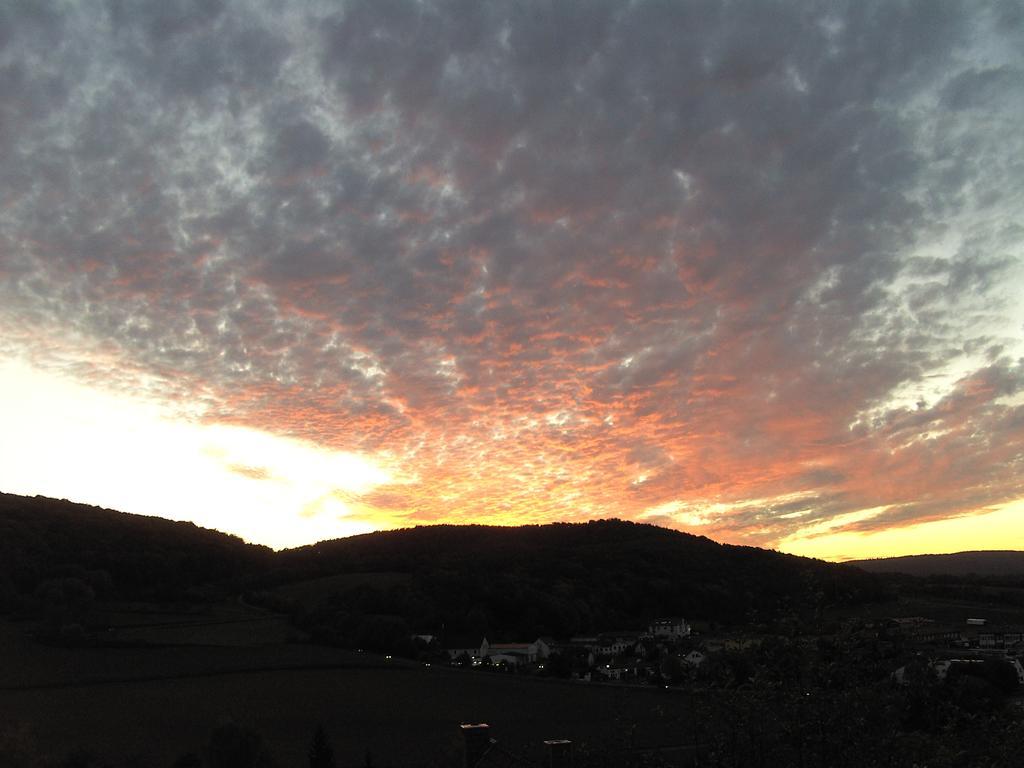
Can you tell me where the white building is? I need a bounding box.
[649,617,691,640]
[683,650,706,668]
[479,638,552,665]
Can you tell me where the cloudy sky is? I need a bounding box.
[2,0,1023,556]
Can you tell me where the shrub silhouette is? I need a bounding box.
[207,723,275,768]
[308,724,336,768]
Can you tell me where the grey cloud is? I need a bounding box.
[109,0,225,42]
[1,0,1022,540]
[271,121,331,175]
[942,66,1024,111]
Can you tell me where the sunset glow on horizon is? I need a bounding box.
[2,1,1022,557]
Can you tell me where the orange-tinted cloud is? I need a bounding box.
[1,1,1023,552]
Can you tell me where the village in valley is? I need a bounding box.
[419,612,1024,694]
[431,617,703,683]
[887,616,1024,691]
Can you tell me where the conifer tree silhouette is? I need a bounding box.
[308,724,336,768]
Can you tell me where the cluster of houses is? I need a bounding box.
[435,617,704,681]
[889,616,1024,691]
[893,616,1024,650]
[892,657,1024,687]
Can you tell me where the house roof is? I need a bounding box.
[598,631,643,640]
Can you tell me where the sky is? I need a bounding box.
[1,1,1023,557]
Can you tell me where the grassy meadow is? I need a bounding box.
[0,608,694,767]
[265,571,412,611]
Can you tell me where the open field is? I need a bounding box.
[0,619,377,690]
[5,583,1022,766]
[264,571,412,610]
[101,613,304,647]
[1,666,697,766]
[0,633,694,767]
[81,600,306,647]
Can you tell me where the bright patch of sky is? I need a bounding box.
[0,360,391,548]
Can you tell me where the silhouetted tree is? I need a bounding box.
[207,723,275,768]
[542,651,572,678]
[35,576,95,642]
[56,750,101,768]
[308,725,336,768]
[0,722,44,768]
[658,654,687,684]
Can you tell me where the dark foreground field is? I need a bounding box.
[2,667,697,766]
[0,619,693,767]
[4,498,1022,766]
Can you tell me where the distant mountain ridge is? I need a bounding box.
[848,551,1024,577]
[0,492,886,638]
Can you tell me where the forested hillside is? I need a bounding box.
[261,520,886,648]
[0,493,270,608]
[1,493,886,646]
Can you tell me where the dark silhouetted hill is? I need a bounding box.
[0,492,271,606]
[849,551,1024,577]
[0,493,885,643]
[266,520,886,645]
